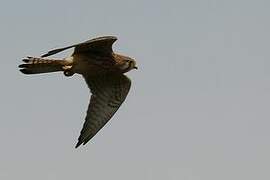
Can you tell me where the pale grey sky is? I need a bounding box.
[1,0,270,179]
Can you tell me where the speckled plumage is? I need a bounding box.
[19,36,137,148]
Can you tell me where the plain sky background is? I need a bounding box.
[1,0,270,179]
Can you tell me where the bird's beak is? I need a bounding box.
[134,66,138,70]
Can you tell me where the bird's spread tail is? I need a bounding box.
[19,57,70,75]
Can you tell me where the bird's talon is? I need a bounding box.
[64,70,74,77]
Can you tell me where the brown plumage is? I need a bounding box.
[19,36,137,148]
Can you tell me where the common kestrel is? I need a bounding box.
[19,36,137,148]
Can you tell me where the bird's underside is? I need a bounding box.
[19,36,136,148]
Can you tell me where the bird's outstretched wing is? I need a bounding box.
[76,73,131,148]
[41,36,117,57]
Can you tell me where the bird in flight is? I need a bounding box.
[19,36,137,148]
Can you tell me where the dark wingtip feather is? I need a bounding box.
[75,141,83,148]
[41,48,68,58]
[41,50,56,57]
[41,53,50,58]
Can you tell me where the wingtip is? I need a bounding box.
[75,141,82,148]
[75,138,91,148]
[41,53,51,58]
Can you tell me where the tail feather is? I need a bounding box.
[19,57,69,75]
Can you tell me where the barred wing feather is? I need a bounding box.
[75,73,131,148]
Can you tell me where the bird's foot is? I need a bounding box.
[64,70,74,77]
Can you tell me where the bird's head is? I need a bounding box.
[118,55,138,73]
